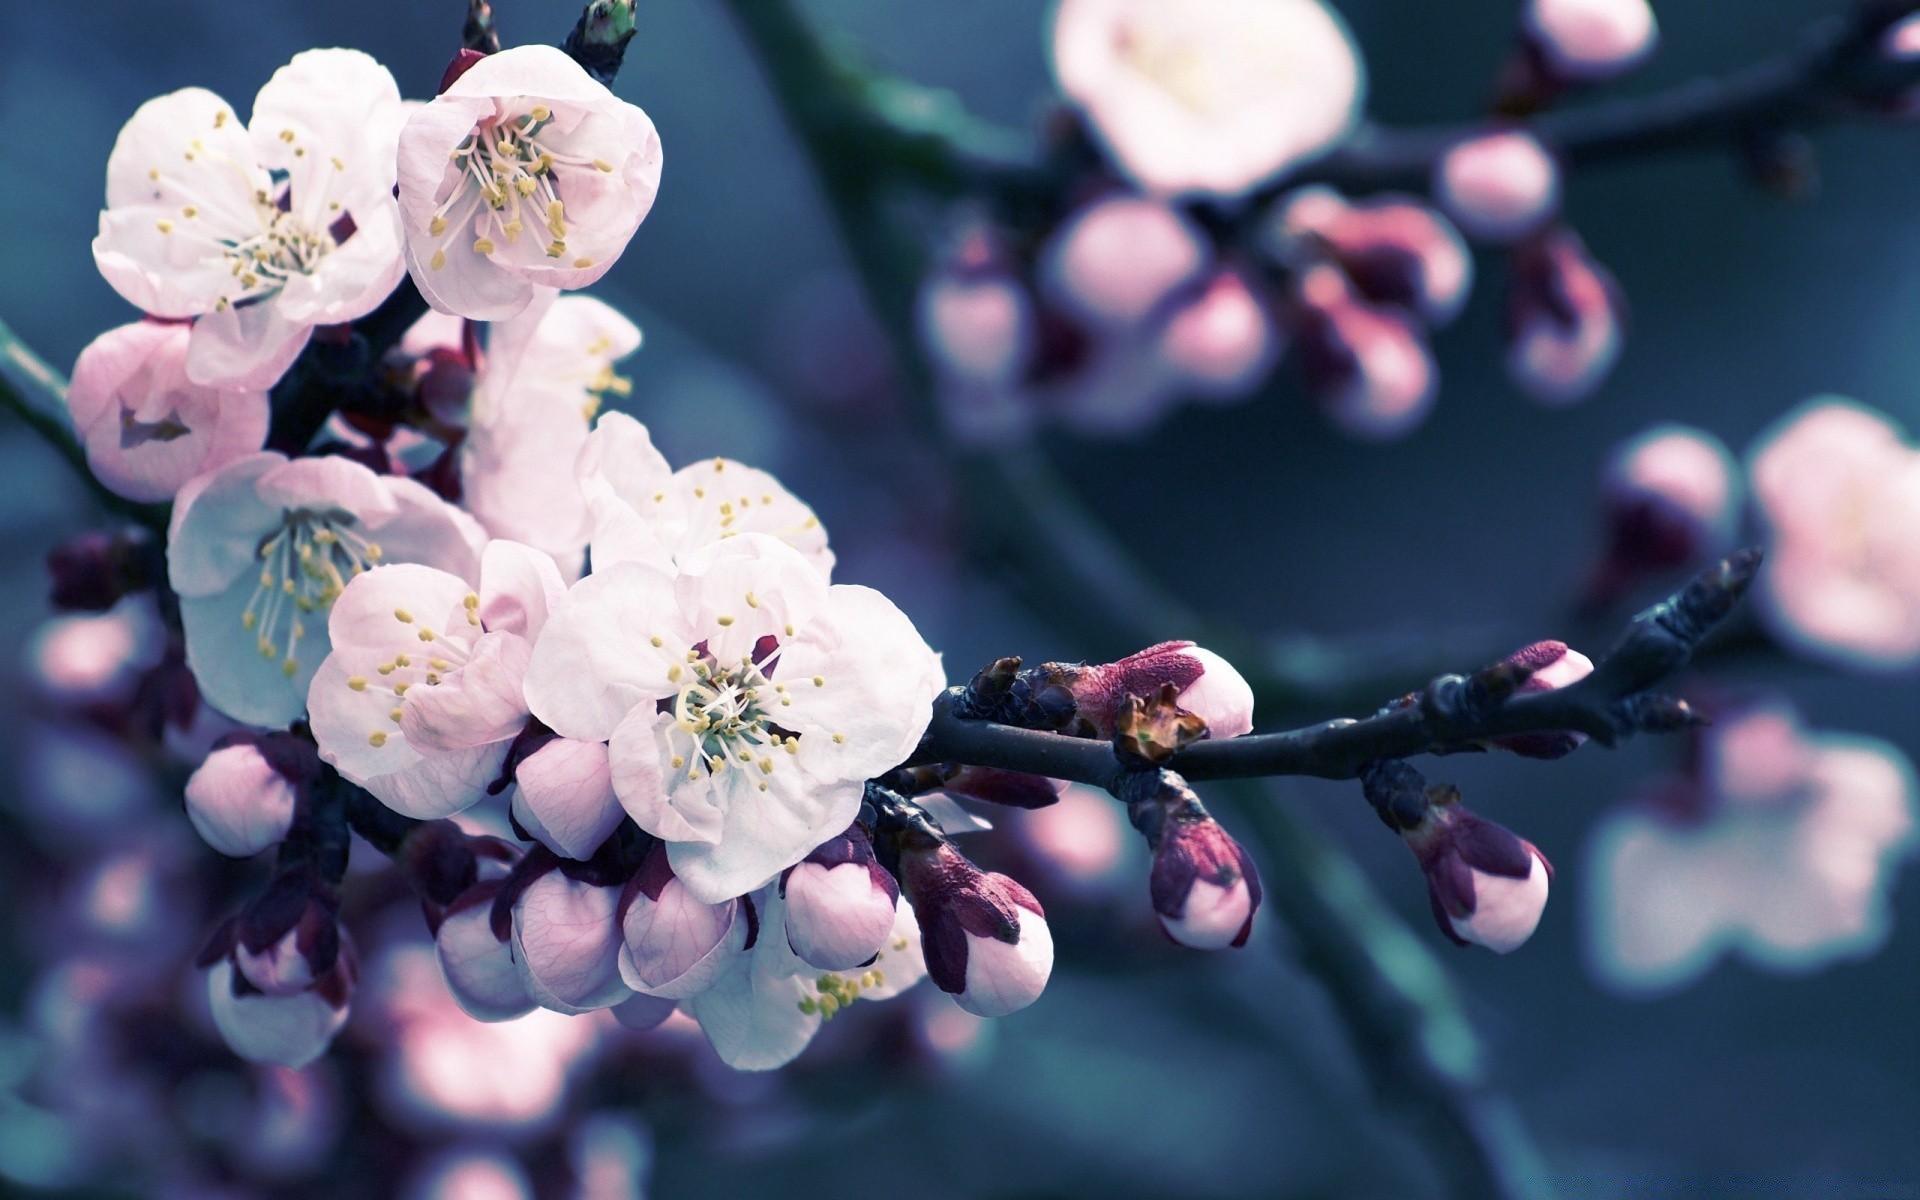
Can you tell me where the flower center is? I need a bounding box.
[426,105,616,273]
[241,509,383,678]
[795,933,912,1018]
[1114,9,1294,121]
[663,642,798,793]
[344,595,483,748]
[218,197,338,303]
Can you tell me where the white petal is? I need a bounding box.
[185,302,314,390]
[665,775,865,905]
[512,737,624,860]
[524,560,686,740]
[399,631,531,753]
[780,584,945,783]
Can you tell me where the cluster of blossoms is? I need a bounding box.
[916,0,1659,444]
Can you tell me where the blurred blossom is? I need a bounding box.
[67,321,270,503]
[1747,398,1920,671]
[27,596,165,706]
[1505,226,1625,406]
[1586,697,1919,993]
[570,1112,653,1200]
[1156,270,1282,399]
[1052,0,1365,197]
[1269,186,1473,327]
[1019,784,1137,896]
[232,1065,342,1179]
[408,1150,534,1200]
[377,943,606,1130]
[1523,0,1658,84]
[1433,130,1560,243]
[1586,423,1742,608]
[919,230,1034,391]
[1292,262,1436,440]
[1042,195,1208,327]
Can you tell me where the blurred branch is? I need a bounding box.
[0,316,169,531]
[908,552,1755,789]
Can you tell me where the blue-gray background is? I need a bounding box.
[2,0,1917,1196]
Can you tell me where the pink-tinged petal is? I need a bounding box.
[1293,263,1437,441]
[512,737,624,860]
[477,540,567,640]
[919,271,1034,385]
[1157,270,1280,399]
[435,895,536,1022]
[611,991,678,1030]
[577,412,680,571]
[322,563,472,657]
[673,534,829,665]
[1170,645,1254,738]
[618,851,747,998]
[682,890,823,1070]
[511,871,631,1014]
[206,960,348,1068]
[524,560,687,740]
[608,707,722,845]
[250,48,405,202]
[1447,852,1551,953]
[670,457,835,579]
[1434,132,1560,243]
[255,452,397,519]
[780,584,945,784]
[957,906,1053,1018]
[185,302,313,390]
[783,860,898,971]
[1042,195,1208,327]
[665,774,866,905]
[399,631,531,752]
[185,742,297,857]
[1524,0,1658,83]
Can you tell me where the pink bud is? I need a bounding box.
[919,269,1034,386]
[512,870,631,1013]
[206,954,353,1068]
[1434,131,1560,243]
[1293,264,1436,441]
[1586,424,1741,607]
[900,843,1052,1018]
[1524,0,1658,84]
[1506,227,1625,406]
[1069,640,1255,739]
[1043,195,1208,327]
[1488,640,1594,759]
[1156,271,1280,399]
[617,843,748,999]
[185,740,301,858]
[435,884,535,1022]
[1407,805,1553,953]
[781,825,900,971]
[1148,813,1263,950]
[235,926,319,996]
[1271,187,1473,327]
[510,737,624,861]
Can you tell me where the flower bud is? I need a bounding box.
[1156,270,1281,399]
[512,869,631,1013]
[616,843,749,999]
[1146,809,1262,950]
[510,736,624,861]
[435,882,535,1022]
[1506,227,1625,406]
[919,226,1034,387]
[1292,263,1437,440]
[1270,186,1473,327]
[185,736,308,857]
[1434,131,1560,243]
[899,843,1052,1018]
[206,950,354,1068]
[1042,195,1208,328]
[782,824,901,971]
[1488,640,1594,760]
[1587,424,1741,608]
[1523,0,1657,85]
[1064,641,1255,740]
[1404,802,1552,953]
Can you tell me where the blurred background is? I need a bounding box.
[2,0,1919,1196]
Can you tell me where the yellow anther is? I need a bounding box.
[430,250,447,270]
[279,129,295,143]
[832,733,846,744]
[377,662,395,676]
[812,676,825,687]
[502,220,522,242]
[394,609,413,623]
[429,658,450,671]
[283,660,299,677]
[473,237,496,255]
[650,636,664,648]
[242,612,257,631]
[155,219,174,234]
[395,654,412,667]
[716,615,735,627]
[364,544,382,561]
[417,628,436,642]
[394,682,410,696]
[572,257,594,269]
[759,758,775,775]
[668,664,683,682]
[671,755,685,769]
[593,157,613,172]
[530,104,552,121]
[429,215,448,236]
[368,731,388,747]
[546,240,566,258]
[515,177,538,196]
[426,673,441,685]
[348,676,368,692]
[331,156,345,171]
[182,206,197,218]
[745,591,758,609]
[213,111,228,127]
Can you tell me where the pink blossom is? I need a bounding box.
[1292,263,1436,440]
[1433,131,1560,243]
[1270,186,1473,326]
[434,884,535,1022]
[1041,195,1207,328]
[1156,270,1282,398]
[1063,640,1255,739]
[1506,227,1624,405]
[617,843,750,998]
[1524,0,1658,84]
[780,824,900,971]
[184,737,304,857]
[1145,807,1262,949]
[511,868,632,1014]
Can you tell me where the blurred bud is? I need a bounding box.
[47,529,155,612]
[1042,195,1208,327]
[1127,779,1262,949]
[939,765,1068,810]
[1586,423,1742,609]
[898,843,1052,1017]
[1434,130,1560,243]
[919,225,1034,387]
[1066,640,1255,740]
[782,824,901,971]
[1292,263,1437,440]
[1404,797,1552,952]
[1156,270,1282,399]
[513,870,632,1013]
[511,737,624,861]
[1487,640,1595,759]
[185,735,311,857]
[1270,186,1473,326]
[1523,0,1657,84]
[1506,227,1625,406]
[408,1150,532,1200]
[28,598,165,707]
[436,882,536,1022]
[617,843,747,999]
[206,950,354,1068]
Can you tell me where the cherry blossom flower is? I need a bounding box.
[1747,399,1920,671]
[168,452,486,728]
[780,823,900,971]
[183,735,308,857]
[1433,131,1560,243]
[1401,797,1554,953]
[67,321,268,503]
[1585,697,1918,993]
[575,412,834,578]
[93,50,408,388]
[397,45,664,321]
[898,842,1053,1017]
[1506,227,1625,405]
[1292,263,1437,439]
[1052,0,1365,197]
[525,533,944,901]
[308,539,562,819]
[1524,0,1658,84]
[1269,186,1473,327]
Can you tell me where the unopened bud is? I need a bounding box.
[1523,0,1657,85]
[206,950,354,1068]
[511,737,624,861]
[1066,641,1255,741]
[1506,227,1625,406]
[1587,424,1742,609]
[919,225,1034,387]
[1293,263,1437,440]
[185,735,313,857]
[1156,270,1281,399]
[1270,186,1473,327]
[1138,795,1262,950]
[782,824,900,971]
[1404,800,1552,953]
[1434,131,1560,243]
[513,869,632,1013]
[1042,195,1208,328]
[617,843,749,999]
[1488,640,1594,759]
[435,882,535,1022]
[899,843,1052,1018]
